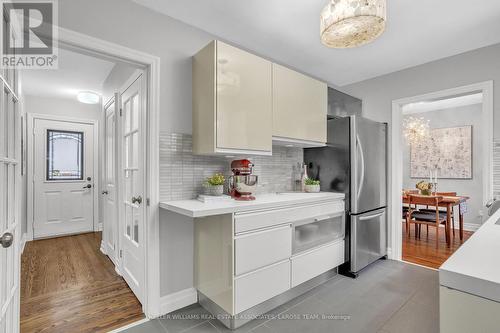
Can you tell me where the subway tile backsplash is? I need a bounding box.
[493,140,500,199]
[159,132,304,201]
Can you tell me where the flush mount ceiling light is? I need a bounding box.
[320,0,386,48]
[77,91,100,104]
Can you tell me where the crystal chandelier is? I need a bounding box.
[320,0,386,48]
[403,116,430,146]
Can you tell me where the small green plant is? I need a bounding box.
[205,173,225,186]
[305,178,320,186]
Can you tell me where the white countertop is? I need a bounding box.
[439,208,500,302]
[160,192,345,218]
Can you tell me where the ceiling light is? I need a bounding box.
[403,116,430,146]
[77,91,100,104]
[320,0,386,48]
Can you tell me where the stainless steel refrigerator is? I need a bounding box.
[304,115,387,277]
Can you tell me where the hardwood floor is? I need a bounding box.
[21,232,144,333]
[402,222,473,269]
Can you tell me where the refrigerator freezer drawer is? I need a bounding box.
[350,208,387,273]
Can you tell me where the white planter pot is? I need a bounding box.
[204,185,224,196]
[304,184,320,193]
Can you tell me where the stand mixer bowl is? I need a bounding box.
[231,175,258,200]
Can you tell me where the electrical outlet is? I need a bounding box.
[478,210,484,217]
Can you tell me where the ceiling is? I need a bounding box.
[21,48,115,100]
[133,0,500,86]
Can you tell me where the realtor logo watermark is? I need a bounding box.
[2,0,58,69]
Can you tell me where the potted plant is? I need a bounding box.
[416,180,433,196]
[203,173,225,196]
[304,178,320,193]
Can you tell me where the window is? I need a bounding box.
[46,130,84,180]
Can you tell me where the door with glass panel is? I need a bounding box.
[33,118,95,238]
[0,70,21,332]
[103,95,119,265]
[120,74,145,303]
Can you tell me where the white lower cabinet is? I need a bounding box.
[235,224,292,276]
[291,240,345,287]
[234,260,291,314]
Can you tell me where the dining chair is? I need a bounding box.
[419,191,457,237]
[402,190,420,235]
[407,195,448,248]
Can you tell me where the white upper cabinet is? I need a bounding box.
[272,64,327,145]
[192,41,328,155]
[192,40,272,155]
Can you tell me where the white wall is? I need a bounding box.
[403,104,483,227]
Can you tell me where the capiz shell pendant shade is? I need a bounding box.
[320,0,386,48]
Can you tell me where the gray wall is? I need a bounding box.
[403,104,483,227]
[102,63,138,104]
[342,43,500,137]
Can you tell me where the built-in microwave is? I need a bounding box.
[292,211,345,254]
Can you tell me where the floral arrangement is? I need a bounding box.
[416,180,433,195]
[304,178,320,186]
[204,173,225,186]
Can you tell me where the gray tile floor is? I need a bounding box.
[123,260,439,333]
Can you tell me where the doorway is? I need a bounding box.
[21,44,148,332]
[31,116,97,238]
[390,82,494,268]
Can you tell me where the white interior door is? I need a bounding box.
[0,77,21,332]
[120,74,145,304]
[103,95,119,265]
[33,118,95,238]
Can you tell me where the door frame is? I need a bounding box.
[27,114,99,240]
[56,27,161,318]
[389,81,494,261]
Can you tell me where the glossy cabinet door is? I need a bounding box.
[272,64,327,144]
[216,42,272,153]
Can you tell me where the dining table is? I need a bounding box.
[402,192,470,245]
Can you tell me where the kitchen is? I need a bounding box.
[3,1,500,333]
[158,40,388,329]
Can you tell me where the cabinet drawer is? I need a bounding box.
[235,225,292,276]
[234,260,290,314]
[291,240,344,288]
[234,201,344,233]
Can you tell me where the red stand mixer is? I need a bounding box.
[229,159,258,201]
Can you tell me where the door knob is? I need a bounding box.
[131,196,143,204]
[0,232,13,248]
[102,190,109,195]
[83,184,92,189]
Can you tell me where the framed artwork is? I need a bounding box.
[410,125,472,179]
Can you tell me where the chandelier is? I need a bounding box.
[403,116,430,146]
[320,0,386,48]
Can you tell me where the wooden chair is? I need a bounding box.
[419,191,457,237]
[402,190,419,235]
[407,195,448,248]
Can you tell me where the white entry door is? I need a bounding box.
[103,95,119,265]
[120,74,145,303]
[33,118,95,238]
[0,76,21,332]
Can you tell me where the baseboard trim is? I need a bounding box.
[100,240,106,255]
[463,223,480,232]
[95,222,103,232]
[20,233,27,254]
[159,288,198,316]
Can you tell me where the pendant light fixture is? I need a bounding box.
[320,0,386,48]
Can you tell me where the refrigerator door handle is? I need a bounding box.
[356,134,365,200]
[358,211,385,221]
